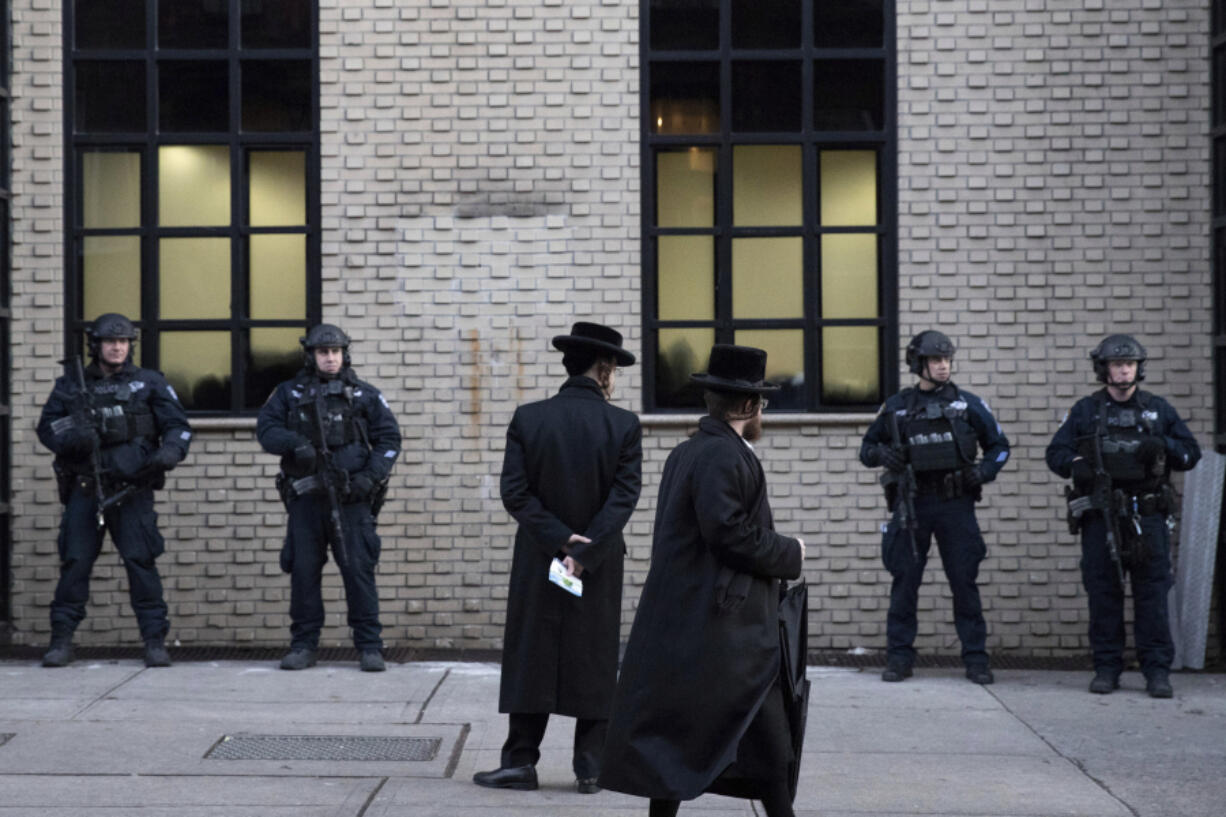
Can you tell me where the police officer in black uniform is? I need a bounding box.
[859,330,1010,684]
[1045,334,1199,698]
[36,313,193,668]
[257,324,401,672]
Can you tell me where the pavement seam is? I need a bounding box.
[414,667,451,724]
[984,685,1142,817]
[354,776,388,817]
[68,667,145,721]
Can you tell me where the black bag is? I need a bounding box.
[778,578,810,802]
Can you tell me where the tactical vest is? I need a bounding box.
[287,376,361,450]
[90,376,157,446]
[901,389,979,473]
[1076,394,1159,484]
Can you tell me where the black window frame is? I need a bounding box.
[63,0,321,416]
[640,0,899,414]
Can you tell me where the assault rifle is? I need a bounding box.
[62,356,108,528]
[1088,413,1128,589]
[313,387,349,568]
[887,411,919,563]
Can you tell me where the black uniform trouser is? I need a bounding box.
[51,485,169,642]
[1080,511,1174,678]
[285,495,382,651]
[501,712,606,779]
[882,493,988,668]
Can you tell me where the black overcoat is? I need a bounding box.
[498,376,643,719]
[599,416,803,800]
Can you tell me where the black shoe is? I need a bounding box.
[881,663,913,682]
[472,765,538,791]
[965,666,994,685]
[42,637,74,668]
[1146,671,1173,699]
[360,650,386,672]
[280,648,318,671]
[576,777,601,794]
[144,639,171,668]
[1088,670,1120,695]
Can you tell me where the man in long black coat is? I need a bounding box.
[600,344,806,817]
[474,322,642,794]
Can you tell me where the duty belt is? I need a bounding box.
[914,470,967,500]
[288,474,327,497]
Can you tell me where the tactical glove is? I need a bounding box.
[148,445,181,471]
[1136,437,1165,465]
[877,444,906,473]
[60,427,98,458]
[1070,458,1095,490]
[290,440,317,472]
[962,465,986,489]
[346,473,376,503]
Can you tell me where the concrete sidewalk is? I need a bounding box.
[0,658,1222,816]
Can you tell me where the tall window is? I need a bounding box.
[66,0,319,413]
[642,0,896,412]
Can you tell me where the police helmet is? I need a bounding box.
[86,313,138,360]
[1090,334,1147,383]
[905,330,956,375]
[300,323,351,370]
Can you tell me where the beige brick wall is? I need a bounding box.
[5,0,1217,662]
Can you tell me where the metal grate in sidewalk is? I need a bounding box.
[206,734,442,762]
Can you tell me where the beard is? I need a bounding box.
[742,413,763,443]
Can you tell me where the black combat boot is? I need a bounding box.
[1145,670,1173,699]
[965,665,994,685]
[1088,669,1120,694]
[144,639,171,667]
[359,649,386,672]
[280,648,317,670]
[42,634,75,668]
[881,661,913,682]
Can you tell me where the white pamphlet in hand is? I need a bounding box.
[548,558,583,597]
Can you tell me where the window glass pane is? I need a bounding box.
[820,150,878,226]
[249,151,306,226]
[732,61,800,132]
[161,331,231,411]
[83,151,141,229]
[159,237,231,320]
[814,0,884,48]
[732,0,800,49]
[159,0,229,49]
[249,235,306,319]
[656,327,714,409]
[75,0,145,49]
[658,236,714,320]
[159,61,229,132]
[246,327,304,409]
[242,60,312,132]
[75,61,146,133]
[650,61,720,135]
[649,0,718,51]
[733,145,801,227]
[657,148,716,228]
[159,145,231,226]
[734,329,804,409]
[83,236,140,320]
[814,60,884,131]
[243,0,312,49]
[821,235,878,319]
[821,326,879,405]
[732,237,803,319]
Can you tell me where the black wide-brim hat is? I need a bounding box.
[690,344,779,394]
[552,322,636,366]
